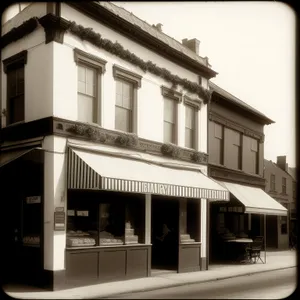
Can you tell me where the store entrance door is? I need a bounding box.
[151,196,179,271]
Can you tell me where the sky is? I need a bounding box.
[114,1,296,167]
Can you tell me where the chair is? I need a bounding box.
[248,236,264,264]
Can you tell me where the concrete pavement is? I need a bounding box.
[3,250,297,299]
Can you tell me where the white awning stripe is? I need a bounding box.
[67,148,230,201]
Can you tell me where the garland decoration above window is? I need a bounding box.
[66,21,211,103]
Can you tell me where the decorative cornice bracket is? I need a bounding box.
[39,13,71,44]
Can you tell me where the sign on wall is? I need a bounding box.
[54,207,65,231]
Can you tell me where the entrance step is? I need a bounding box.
[151,269,177,277]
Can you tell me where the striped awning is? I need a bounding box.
[67,147,229,201]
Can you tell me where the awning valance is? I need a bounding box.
[67,147,229,201]
[217,181,287,216]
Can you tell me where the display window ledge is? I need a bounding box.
[66,243,151,250]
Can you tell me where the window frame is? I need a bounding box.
[250,138,259,174]
[270,174,276,191]
[282,177,287,194]
[74,48,107,125]
[3,50,28,126]
[183,96,201,150]
[213,122,224,165]
[229,128,242,170]
[162,86,182,145]
[113,65,142,134]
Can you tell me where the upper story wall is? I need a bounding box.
[208,101,265,178]
[1,3,209,154]
[264,160,294,203]
[210,101,264,134]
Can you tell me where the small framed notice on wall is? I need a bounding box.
[54,210,65,231]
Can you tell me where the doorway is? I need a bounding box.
[151,196,179,271]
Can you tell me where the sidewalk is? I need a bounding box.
[3,250,297,299]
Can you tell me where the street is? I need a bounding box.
[103,268,297,299]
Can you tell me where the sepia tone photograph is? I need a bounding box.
[0,1,297,299]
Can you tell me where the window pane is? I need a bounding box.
[8,71,17,97]
[86,68,96,96]
[78,94,94,123]
[214,123,222,139]
[115,106,131,132]
[122,81,131,100]
[185,106,194,129]
[78,65,86,83]
[116,80,122,96]
[16,68,24,95]
[251,138,258,151]
[185,128,194,148]
[10,95,24,123]
[230,129,240,146]
[164,98,175,123]
[164,121,174,143]
[250,150,257,174]
[78,82,86,94]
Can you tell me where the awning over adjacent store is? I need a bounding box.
[218,181,287,216]
[0,148,36,168]
[67,147,230,201]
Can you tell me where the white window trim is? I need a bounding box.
[161,86,182,145]
[184,96,201,151]
[113,65,142,134]
[74,48,107,125]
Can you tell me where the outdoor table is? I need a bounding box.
[223,238,253,263]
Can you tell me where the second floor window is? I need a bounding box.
[74,48,107,125]
[185,104,196,149]
[77,64,97,123]
[3,50,28,125]
[250,138,259,174]
[164,97,177,143]
[270,174,276,191]
[213,122,223,165]
[115,79,134,132]
[282,177,287,194]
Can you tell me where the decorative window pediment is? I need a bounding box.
[3,50,27,73]
[113,65,142,88]
[74,48,107,73]
[183,95,202,110]
[161,86,182,102]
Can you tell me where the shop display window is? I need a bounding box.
[180,198,200,243]
[67,191,145,248]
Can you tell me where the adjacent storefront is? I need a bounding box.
[210,181,287,263]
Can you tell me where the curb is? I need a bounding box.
[95,266,296,299]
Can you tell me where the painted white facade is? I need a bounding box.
[1,2,210,154]
[1,2,216,274]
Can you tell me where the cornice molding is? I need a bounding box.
[0,117,209,166]
[208,164,266,188]
[67,2,217,79]
[0,17,39,49]
[209,111,265,142]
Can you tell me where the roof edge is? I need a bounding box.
[209,82,275,125]
[67,1,218,79]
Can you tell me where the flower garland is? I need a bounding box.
[66,21,211,103]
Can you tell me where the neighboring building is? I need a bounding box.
[207,81,287,262]
[0,2,229,290]
[264,156,296,249]
[288,166,297,235]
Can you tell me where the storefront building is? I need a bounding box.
[0,2,229,290]
[207,82,287,263]
[264,156,295,249]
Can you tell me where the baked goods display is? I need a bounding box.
[99,230,123,245]
[23,235,40,246]
[66,230,96,247]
